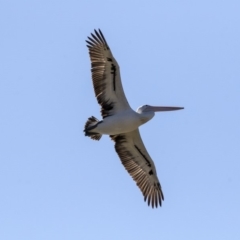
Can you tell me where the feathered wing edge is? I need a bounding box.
[86,29,130,119]
[110,131,164,208]
[86,29,111,118]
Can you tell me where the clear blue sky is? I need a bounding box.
[1,1,240,239]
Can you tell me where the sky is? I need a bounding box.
[1,0,240,239]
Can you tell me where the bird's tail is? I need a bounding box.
[84,116,102,141]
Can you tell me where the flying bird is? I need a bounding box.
[84,29,184,208]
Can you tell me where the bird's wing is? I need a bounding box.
[110,129,164,208]
[86,29,131,118]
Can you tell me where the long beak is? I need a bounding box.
[147,105,184,112]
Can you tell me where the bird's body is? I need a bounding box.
[84,29,183,208]
[89,108,154,135]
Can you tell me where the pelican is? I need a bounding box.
[84,29,184,208]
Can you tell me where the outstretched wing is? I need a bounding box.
[86,29,131,118]
[110,129,164,208]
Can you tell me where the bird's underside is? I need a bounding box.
[84,29,164,208]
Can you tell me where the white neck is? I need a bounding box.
[138,111,155,124]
